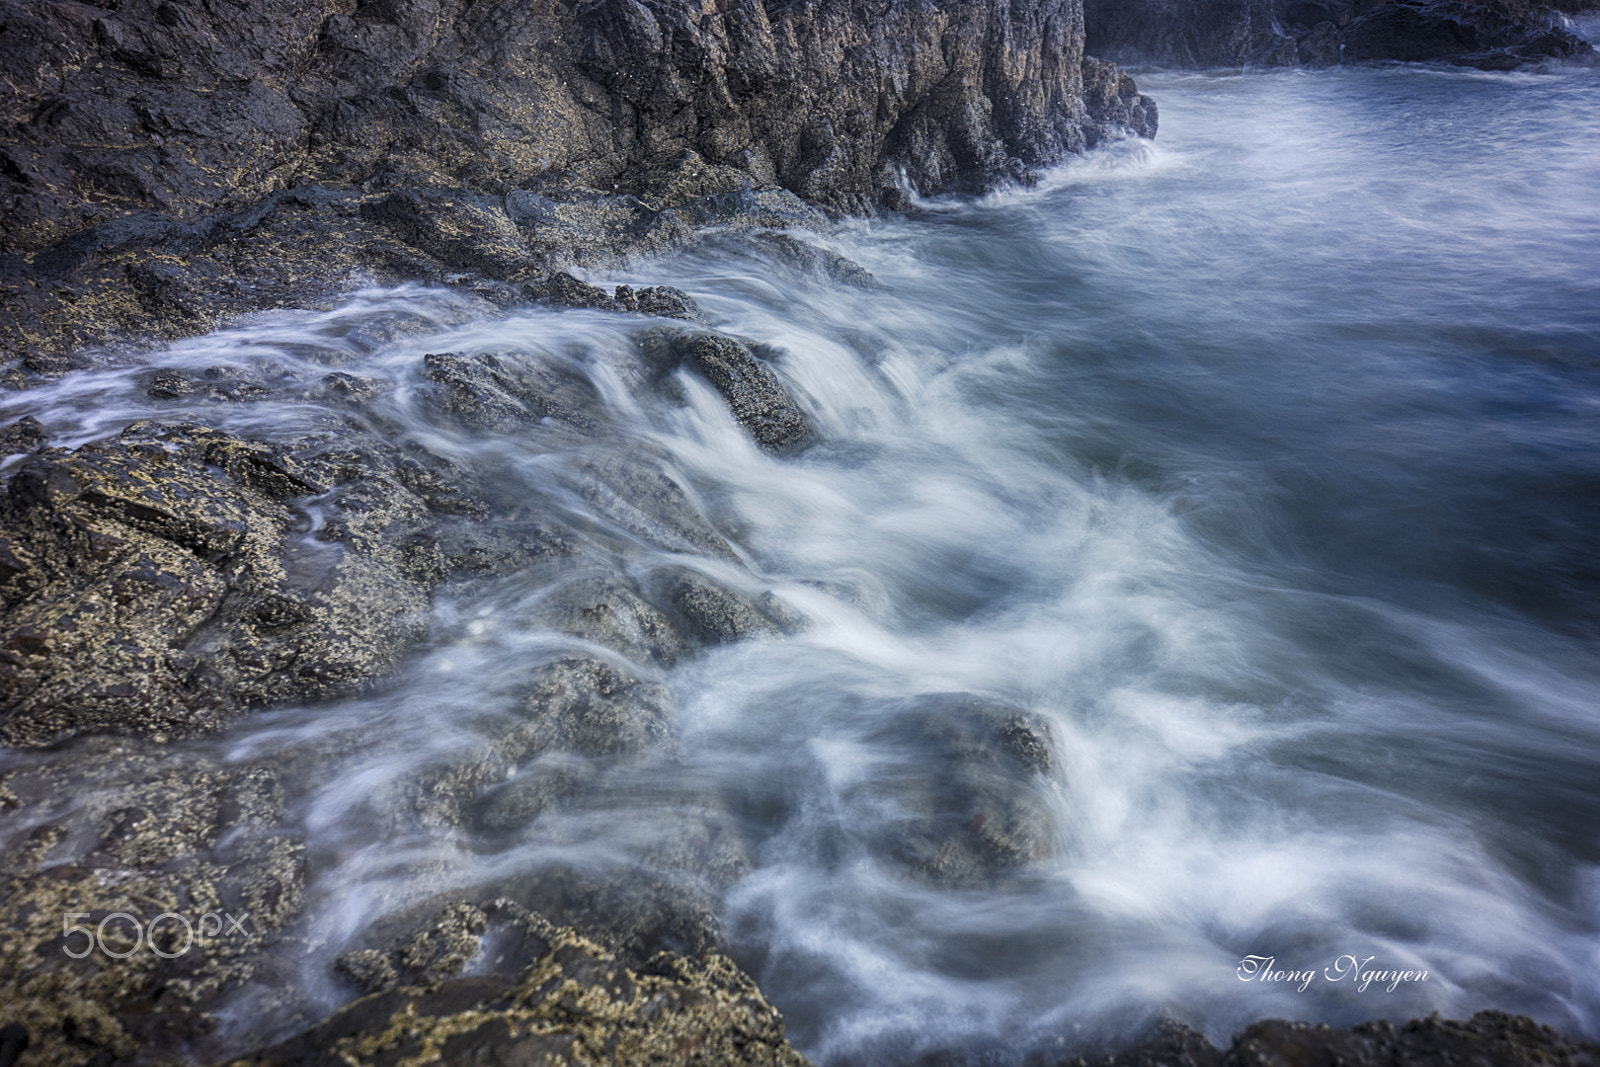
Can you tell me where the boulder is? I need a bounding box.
[653,332,814,454]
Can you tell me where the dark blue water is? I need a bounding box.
[4,61,1598,1064]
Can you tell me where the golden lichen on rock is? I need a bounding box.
[240,901,812,1067]
[0,743,304,1067]
[0,421,450,746]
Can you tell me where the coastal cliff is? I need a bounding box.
[0,0,1155,366]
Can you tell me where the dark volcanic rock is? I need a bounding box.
[359,190,540,279]
[0,416,45,457]
[1342,0,1593,66]
[1084,0,1592,67]
[1052,1011,1600,1066]
[535,575,689,668]
[421,349,604,434]
[615,283,703,320]
[0,0,1156,367]
[659,332,815,453]
[529,271,629,312]
[655,566,788,646]
[574,451,742,561]
[526,272,704,319]
[0,741,305,1066]
[747,233,884,290]
[0,0,1153,252]
[405,654,678,829]
[1082,57,1162,143]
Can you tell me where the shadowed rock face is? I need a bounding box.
[1084,0,1592,68]
[0,0,1156,254]
[0,0,1157,370]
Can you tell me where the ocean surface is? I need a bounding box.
[5,60,1600,1062]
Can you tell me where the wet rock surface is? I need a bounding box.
[2,2,1594,1066]
[0,741,304,1066]
[0,413,564,746]
[652,331,815,453]
[421,348,605,434]
[0,423,397,745]
[0,391,806,1061]
[862,694,1059,887]
[242,902,810,1067]
[1084,0,1593,67]
[654,566,790,646]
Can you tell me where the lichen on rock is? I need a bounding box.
[245,901,812,1067]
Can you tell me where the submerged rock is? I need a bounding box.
[0,742,304,1066]
[746,233,884,291]
[535,576,688,668]
[572,451,741,562]
[652,566,790,647]
[861,694,1059,888]
[421,349,603,434]
[336,902,491,996]
[0,416,45,457]
[405,654,677,829]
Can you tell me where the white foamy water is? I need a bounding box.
[4,63,1600,1063]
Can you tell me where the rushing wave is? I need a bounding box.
[4,63,1599,1064]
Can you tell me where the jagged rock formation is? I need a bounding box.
[0,0,1157,366]
[0,0,1154,247]
[1084,0,1594,67]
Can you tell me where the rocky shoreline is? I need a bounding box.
[2,0,1598,1065]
